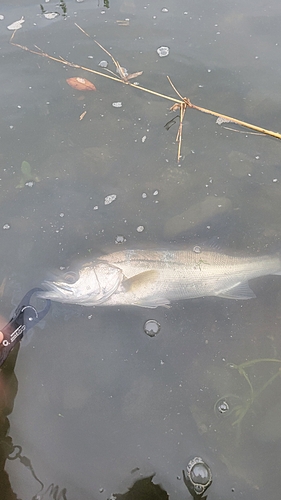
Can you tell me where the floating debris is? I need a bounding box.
[43,12,60,20]
[79,111,87,120]
[116,20,130,26]
[216,116,231,125]
[156,46,170,57]
[115,235,126,244]
[7,16,25,30]
[104,194,117,205]
[66,77,96,91]
[112,102,122,108]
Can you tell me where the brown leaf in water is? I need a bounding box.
[66,77,96,91]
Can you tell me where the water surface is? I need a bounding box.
[1,1,281,499]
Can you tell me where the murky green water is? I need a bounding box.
[1,1,281,499]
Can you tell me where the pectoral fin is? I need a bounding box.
[216,281,256,300]
[123,270,159,292]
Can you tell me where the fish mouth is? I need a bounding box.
[37,280,75,301]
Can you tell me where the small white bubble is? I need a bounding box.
[153,190,159,196]
[273,178,278,183]
[157,46,170,57]
[93,205,99,210]
[98,60,108,68]
[141,193,147,198]
[161,8,169,13]
[112,102,122,108]
[137,225,144,232]
[141,135,147,143]
[3,223,10,230]
[59,213,64,217]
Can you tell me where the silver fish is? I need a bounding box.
[39,247,281,308]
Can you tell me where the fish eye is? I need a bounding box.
[63,271,79,284]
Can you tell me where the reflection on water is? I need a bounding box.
[1,0,281,498]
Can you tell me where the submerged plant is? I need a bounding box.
[215,358,281,440]
[16,160,39,188]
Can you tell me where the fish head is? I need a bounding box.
[38,261,123,305]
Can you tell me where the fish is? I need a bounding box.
[38,247,281,308]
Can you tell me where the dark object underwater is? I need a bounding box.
[0,288,51,367]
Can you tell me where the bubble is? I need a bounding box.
[3,224,10,230]
[144,319,161,337]
[183,457,212,497]
[112,102,122,108]
[214,395,241,419]
[137,225,144,233]
[193,245,201,253]
[215,399,229,414]
[161,8,169,13]
[99,60,108,68]
[156,46,170,57]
